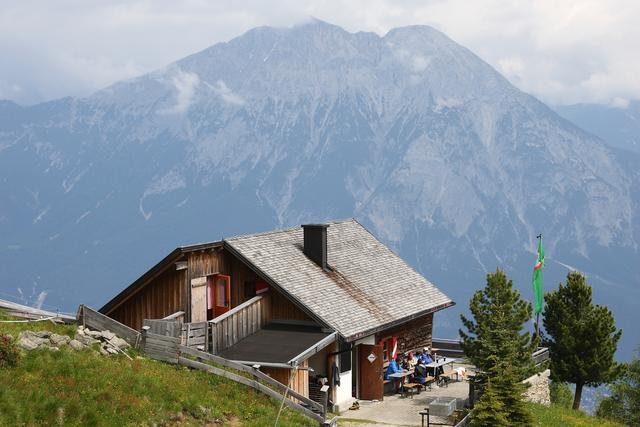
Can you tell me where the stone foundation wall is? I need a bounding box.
[522,369,551,405]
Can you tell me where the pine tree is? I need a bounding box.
[470,377,509,427]
[460,269,537,425]
[492,361,532,426]
[543,271,622,410]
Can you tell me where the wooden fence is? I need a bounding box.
[77,305,141,347]
[183,321,208,349]
[432,338,465,358]
[432,338,550,367]
[143,319,182,338]
[532,347,549,366]
[142,317,208,350]
[140,328,335,426]
[209,294,271,354]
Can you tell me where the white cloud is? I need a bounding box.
[0,0,639,106]
[411,55,430,73]
[610,97,630,109]
[159,70,200,114]
[204,80,245,106]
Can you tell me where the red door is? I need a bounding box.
[358,344,384,400]
[212,274,231,317]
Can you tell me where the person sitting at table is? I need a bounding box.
[412,360,429,385]
[384,357,403,380]
[420,347,433,364]
[406,351,418,369]
[400,354,412,370]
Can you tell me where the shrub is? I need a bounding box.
[550,381,573,408]
[0,333,20,368]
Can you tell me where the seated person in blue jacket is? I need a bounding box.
[384,356,404,380]
[420,347,434,364]
[420,347,436,375]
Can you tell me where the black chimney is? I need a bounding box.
[302,224,329,270]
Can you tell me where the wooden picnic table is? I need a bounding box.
[388,369,413,393]
[425,357,459,380]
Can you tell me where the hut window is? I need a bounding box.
[339,339,352,373]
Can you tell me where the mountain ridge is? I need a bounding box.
[0,20,637,359]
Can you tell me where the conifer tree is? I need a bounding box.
[460,269,537,425]
[470,377,509,427]
[543,271,622,410]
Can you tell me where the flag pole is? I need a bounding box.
[534,233,542,339]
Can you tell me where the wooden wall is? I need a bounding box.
[105,245,315,331]
[108,265,187,331]
[262,360,309,398]
[375,312,433,356]
[228,255,260,307]
[186,248,262,322]
[270,289,313,322]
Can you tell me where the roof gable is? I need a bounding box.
[225,219,453,340]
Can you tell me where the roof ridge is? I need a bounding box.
[224,218,356,242]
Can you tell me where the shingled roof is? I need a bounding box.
[225,219,454,341]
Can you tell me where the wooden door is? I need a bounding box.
[357,344,383,400]
[213,274,231,317]
[191,276,208,323]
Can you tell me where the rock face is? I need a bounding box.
[15,326,130,355]
[522,369,551,406]
[0,20,638,357]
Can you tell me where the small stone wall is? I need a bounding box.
[522,369,551,405]
[16,326,130,356]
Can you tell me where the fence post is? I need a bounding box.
[141,326,149,352]
[319,385,329,417]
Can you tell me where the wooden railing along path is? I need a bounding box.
[432,338,550,367]
[141,327,335,426]
[209,294,270,354]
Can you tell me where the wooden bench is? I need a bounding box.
[439,370,459,387]
[383,379,394,395]
[401,382,421,398]
[423,375,436,390]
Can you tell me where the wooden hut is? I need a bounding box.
[100,219,454,409]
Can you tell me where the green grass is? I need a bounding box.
[0,319,316,426]
[0,310,77,337]
[528,403,625,427]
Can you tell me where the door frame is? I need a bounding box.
[357,343,384,400]
[208,274,231,318]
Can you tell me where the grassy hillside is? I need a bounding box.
[0,318,315,426]
[528,403,624,427]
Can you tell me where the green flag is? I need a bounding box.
[532,235,544,315]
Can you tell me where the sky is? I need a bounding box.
[1,0,639,107]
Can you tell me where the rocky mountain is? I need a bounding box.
[1,20,638,358]
[555,101,640,154]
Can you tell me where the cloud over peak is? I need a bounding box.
[0,1,638,106]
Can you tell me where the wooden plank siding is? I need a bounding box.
[261,359,309,400]
[108,264,187,331]
[270,289,313,322]
[186,248,260,321]
[103,246,314,333]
